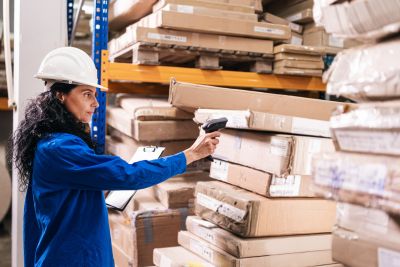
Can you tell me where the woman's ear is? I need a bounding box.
[56,92,65,104]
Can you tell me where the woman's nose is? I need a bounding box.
[93,96,99,108]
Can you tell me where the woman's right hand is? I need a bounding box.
[183,131,221,165]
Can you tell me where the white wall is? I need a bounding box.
[12,0,67,266]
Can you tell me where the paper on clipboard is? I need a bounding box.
[105,146,165,211]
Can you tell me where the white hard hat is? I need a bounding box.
[34,46,108,91]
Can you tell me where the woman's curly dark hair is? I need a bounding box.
[7,83,94,191]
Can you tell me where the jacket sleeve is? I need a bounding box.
[33,134,187,190]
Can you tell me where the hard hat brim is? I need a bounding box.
[34,74,108,92]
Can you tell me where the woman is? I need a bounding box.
[9,47,220,267]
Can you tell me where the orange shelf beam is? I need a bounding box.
[102,50,326,92]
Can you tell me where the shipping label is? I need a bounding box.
[196,193,246,222]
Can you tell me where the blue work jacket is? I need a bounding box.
[24,133,187,267]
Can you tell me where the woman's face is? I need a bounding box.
[61,85,99,123]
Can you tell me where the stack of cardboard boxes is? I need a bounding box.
[264,0,356,51]
[149,80,353,266]
[105,94,213,266]
[261,0,361,76]
[311,2,400,266]
[272,43,325,77]
[108,0,291,73]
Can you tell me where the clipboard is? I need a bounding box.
[105,146,165,211]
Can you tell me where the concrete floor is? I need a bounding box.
[0,213,11,267]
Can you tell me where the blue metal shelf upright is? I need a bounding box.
[91,0,109,154]
[67,0,74,42]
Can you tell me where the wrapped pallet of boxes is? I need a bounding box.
[109,189,191,267]
[312,151,400,214]
[325,39,400,101]
[332,203,400,267]
[194,181,336,237]
[329,101,400,156]
[314,0,400,40]
[106,95,199,142]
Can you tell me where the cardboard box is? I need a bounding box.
[169,80,349,119]
[273,44,321,55]
[195,181,336,237]
[153,0,256,14]
[116,94,193,121]
[285,9,314,24]
[213,0,263,13]
[303,28,343,48]
[161,3,258,22]
[312,152,400,214]
[210,159,316,197]
[273,66,323,77]
[142,8,291,40]
[303,27,360,49]
[152,171,211,209]
[275,52,322,62]
[332,228,400,267]
[153,246,212,267]
[274,59,324,69]
[330,101,400,156]
[106,106,199,141]
[336,203,400,244]
[109,0,157,31]
[179,230,335,266]
[109,204,190,267]
[287,31,303,45]
[325,39,400,100]
[194,108,331,137]
[262,13,303,33]
[213,129,334,176]
[186,216,332,258]
[121,25,274,55]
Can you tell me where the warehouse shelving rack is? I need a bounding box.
[90,0,326,154]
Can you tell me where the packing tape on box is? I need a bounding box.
[178,207,189,231]
[141,212,154,244]
[139,208,190,244]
